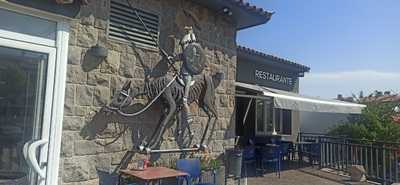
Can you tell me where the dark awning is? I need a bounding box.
[236,82,366,114]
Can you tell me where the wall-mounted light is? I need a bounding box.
[82,44,108,72]
[90,44,108,59]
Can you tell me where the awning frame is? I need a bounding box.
[235,82,366,114]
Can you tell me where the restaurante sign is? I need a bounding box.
[255,69,293,86]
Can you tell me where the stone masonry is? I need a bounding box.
[60,0,237,184]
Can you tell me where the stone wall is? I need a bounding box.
[59,0,237,184]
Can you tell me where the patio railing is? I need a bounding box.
[300,133,400,185]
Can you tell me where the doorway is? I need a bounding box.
[0,42,55,185]
[0,6,69,185]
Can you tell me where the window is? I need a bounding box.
[256,100,265,133]
[255,100,292,136]
[109,0,159,48]
[0,8,56,40]
[275,109,292,135]
[255,100,273,135]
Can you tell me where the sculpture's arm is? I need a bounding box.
[167,53,183,63]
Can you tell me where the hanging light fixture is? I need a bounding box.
[90,44,108,59]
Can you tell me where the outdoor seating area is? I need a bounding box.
[239,133,400,185]
[240,135,321,178]
[116,158,219,185]
[97,134,325,185]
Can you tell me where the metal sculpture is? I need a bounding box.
[104,72,223,150]
[176,26,206,123]
[99,1,222,152]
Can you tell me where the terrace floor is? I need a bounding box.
[243,162,376,185]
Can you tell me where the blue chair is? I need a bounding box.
[280,142,294,161]
[260,146,281,178]
[242,146,257,176]
[176,159,216,185]
[308,143,321,166]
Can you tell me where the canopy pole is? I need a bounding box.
[272,108,277,135]
[242,98,253,126]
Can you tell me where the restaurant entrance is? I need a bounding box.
[0,6,69,185]
[0,39,55,185]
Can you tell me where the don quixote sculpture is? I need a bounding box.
[101,1,223,155]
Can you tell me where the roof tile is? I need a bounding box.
[231,0,273,19]
[237,45,311,72]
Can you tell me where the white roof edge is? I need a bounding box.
[262,91,366,108]
[235,82,366,108]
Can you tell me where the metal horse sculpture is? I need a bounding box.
[104,72,224,150]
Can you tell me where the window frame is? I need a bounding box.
[0,4,70,185]
[254,101,292,136]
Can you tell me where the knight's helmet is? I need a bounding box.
[180,26,197,50]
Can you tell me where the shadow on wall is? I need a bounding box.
[79,99,199,151]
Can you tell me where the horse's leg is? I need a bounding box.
[176,111,182,136]
[200,105,218,145]
[140,106,166,149]
[148,90,176,149]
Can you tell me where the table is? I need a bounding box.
[119,167,188,185]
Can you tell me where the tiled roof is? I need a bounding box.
[237,46,311,72]
[361,94,400,103]
[192,0,274,30]
[229,0,273,19]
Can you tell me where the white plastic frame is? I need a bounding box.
[0,4,70,185]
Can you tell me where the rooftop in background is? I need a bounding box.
[192,0,274,30]
[237,45,311,74]
[337,91,400,103]
[337,91,400,123]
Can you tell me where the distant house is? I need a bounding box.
[337,91,400,124]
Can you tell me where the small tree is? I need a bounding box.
[329,102,400,142]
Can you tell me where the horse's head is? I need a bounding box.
[103,80,134,113]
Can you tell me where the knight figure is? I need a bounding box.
[170,26,206,123]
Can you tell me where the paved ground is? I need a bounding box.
[246,168,343,185]
[244,162,376,185]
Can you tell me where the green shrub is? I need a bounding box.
[328,102,400,143]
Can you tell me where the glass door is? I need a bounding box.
[0,38,56,185]
[255,100,273,136]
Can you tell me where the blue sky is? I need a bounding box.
[237,0,400,98]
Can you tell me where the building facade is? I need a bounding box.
[0,0,273,185]
[235,46,310,143]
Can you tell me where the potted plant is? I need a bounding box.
[200,155,224,185]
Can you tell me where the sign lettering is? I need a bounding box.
[255,69,293,86]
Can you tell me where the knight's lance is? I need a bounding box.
[125,0,179,74]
